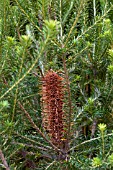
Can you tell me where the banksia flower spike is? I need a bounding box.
[41,70,65,147]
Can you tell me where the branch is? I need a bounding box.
[0,149,10,170]
[12,142,48,151]
[13,132,52,150]
[64,0,85,46]
[69,133,113,153]
[62,56,72,143]
[18,102,62,153]
[76,4,113,41]
[15,0,42,33]
[0,33,49,100]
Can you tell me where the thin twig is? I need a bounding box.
[18,102,62,153]
[15,0,42,33]
[91,119,97,138]
[26,50,44,78]
[45,161,56,170]
[62,56,72,143]
[76,4,113,42]
[12,141,48,151]
[69,133,113,153]
[0,149,10,170]
[13,132,52,150]
[64,0,85,46]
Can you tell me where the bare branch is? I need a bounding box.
[18,102,62,153]
[0,149,10,170]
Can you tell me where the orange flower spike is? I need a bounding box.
[41,70,65,147]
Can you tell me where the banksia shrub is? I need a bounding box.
[41,70,65,147]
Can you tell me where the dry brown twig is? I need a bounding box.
[0,149,10,170]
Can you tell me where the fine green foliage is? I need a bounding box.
[0,0,113,169]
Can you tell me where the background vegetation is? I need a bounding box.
[1,0,113,169]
